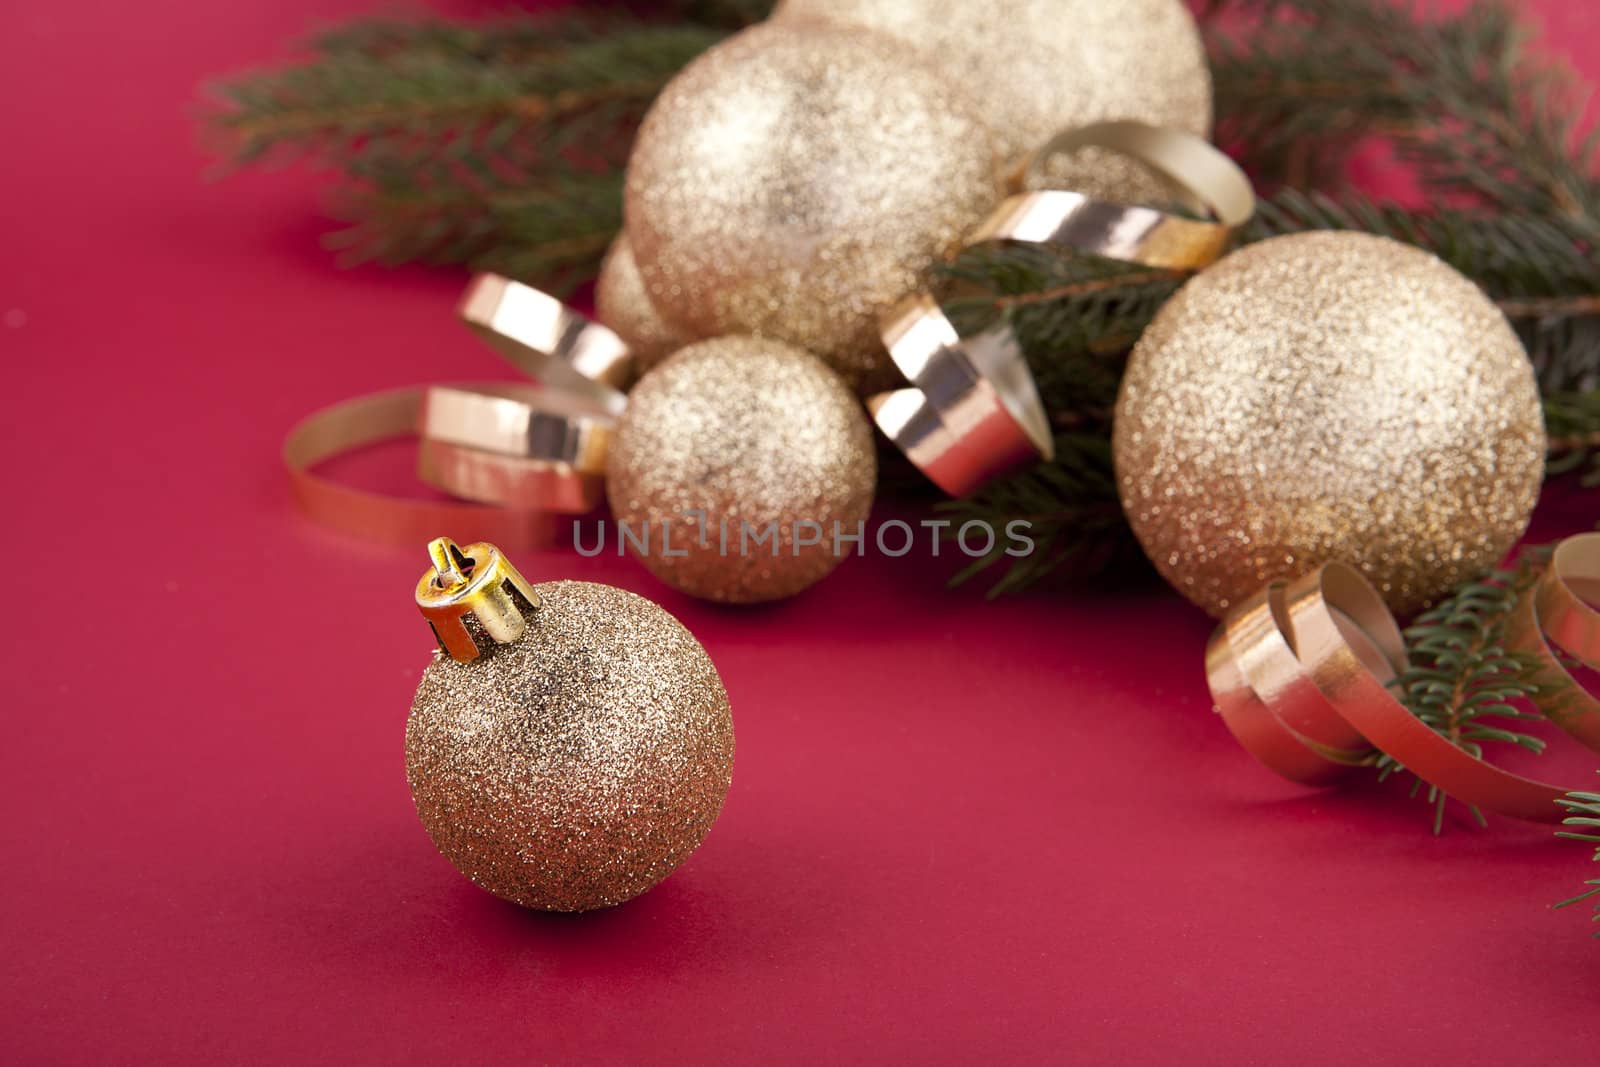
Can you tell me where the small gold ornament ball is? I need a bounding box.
[774,0,1211,203]
[606,336,877,603]
[1114,232,1546,618]
[406,581,734,912]
[595,233,693,374]
[623,21,1001,394]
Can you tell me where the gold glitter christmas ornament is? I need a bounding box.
[606,337,877,603]
[595,233,693,373]
[774,0,1211,205]
[623,21,1002,393]
[405,538,734,911]
[1114,232,1546,619]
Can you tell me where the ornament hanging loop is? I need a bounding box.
[428,538,471,588]
[415,537,541,663]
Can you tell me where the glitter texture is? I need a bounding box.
[775,0,1212,205]
[1114,232,1546,619]
[405,580,734,912]
[595,233,693,374]
[606,337,877,603]
[623,21,1001,394]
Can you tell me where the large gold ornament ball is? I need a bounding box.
[624,21,1002,394]
[595,233,693,374]
[406,581,734,912]
[774,0,1211,204]
[1114,232,1546,618]
[606,336,877,603]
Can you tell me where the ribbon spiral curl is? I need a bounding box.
[1208,534,1600,824]
[283,277,631,549]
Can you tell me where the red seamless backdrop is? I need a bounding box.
[2,1,1598,1064]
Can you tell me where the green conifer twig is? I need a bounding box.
[1555,780,1600,934]
[1379,553,1553,834]
[203,14,736,288]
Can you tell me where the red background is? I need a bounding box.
[3,1,1598,1063]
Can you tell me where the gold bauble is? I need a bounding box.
[623,21,1002,394]
[1113,232,1546,618]
[606,337,877,603]
[406,580,734,912]
[774,0,1211,204]
[595,233,693,373]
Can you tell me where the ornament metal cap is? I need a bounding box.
[415,537,541,663]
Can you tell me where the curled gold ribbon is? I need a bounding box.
[283,387,559,550]
[870,296,1054,498]
[873,122,1256,498]
[1209,581,1377,786]
[416,383,612,513]
[1207,545,1600,824]
[283,276,632,543]
[417,440,605,519]
[419,384,614,475]
[981,121,1257,270]
[1534,533,1600,670]
[458,274,631,414]
[1510,533,1600,753]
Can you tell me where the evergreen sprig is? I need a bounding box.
[204,12,741,288]
[1545,389,1600,486]
[1556,780,1600,935]
[1206,0,1600,224]
[935,433,1134,597]
[1378,554,1552,833]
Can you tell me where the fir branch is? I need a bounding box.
[1208,0,1445,188]
[325,168,624,292]
[304,13,622,64]
[1209,0,1600,234]
[205,20,721,167]
[1379,556,1552,833]
[1545,389,1600,486]
[650,0,773,26]
[935,434,1137,597]
[1556,781,1600,935]
[203,13,734,283]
